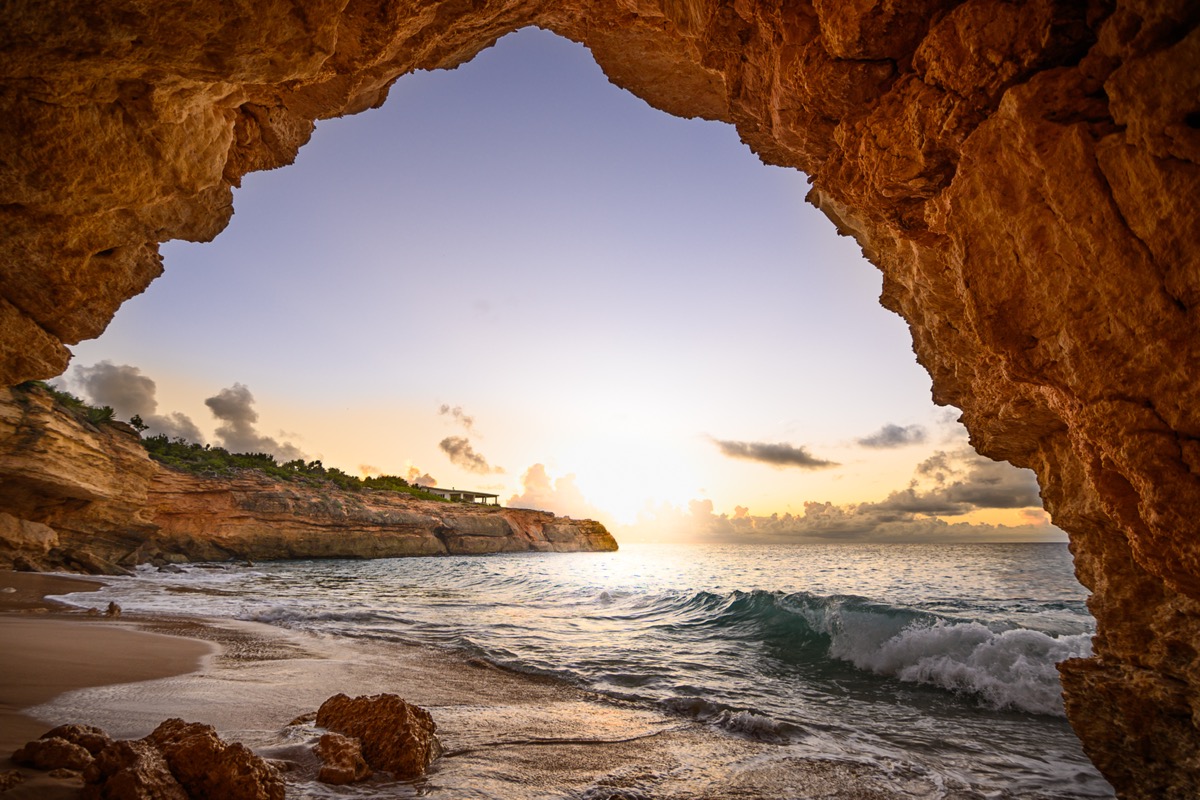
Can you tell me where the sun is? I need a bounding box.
[552,431,712,526]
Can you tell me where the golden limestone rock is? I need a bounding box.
[313,733,372,786]
[315,694,441,781]
[142,719,284,800]
[1,2,1197,796]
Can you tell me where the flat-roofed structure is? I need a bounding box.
[421,487,500,506]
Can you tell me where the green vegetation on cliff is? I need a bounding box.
[16,380,117,425]
[139,435,447,501]
[14,381,447,502]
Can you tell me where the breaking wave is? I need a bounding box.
[647,589,1090,716]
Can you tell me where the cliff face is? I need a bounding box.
[148,470,618,561]
[1,2,1197,796]
[0,388,160,572]
[0,387,617,569]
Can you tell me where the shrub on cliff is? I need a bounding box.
[14,380,119,429]
[139,435,447,501]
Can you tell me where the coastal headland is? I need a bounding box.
[0,385,617,573]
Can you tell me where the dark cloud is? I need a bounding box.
[439,436,503,474]
[711,438,838,470]
[506,464,606,521]
[204,383,304,461]
[857,423,927,449]
[618,447,1054,544]
[439,404,475,432]
[864,450,1042,518]
[72,361,204,443]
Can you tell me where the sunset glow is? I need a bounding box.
[64,28,1061,544]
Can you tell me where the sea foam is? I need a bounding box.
[802,598,1092,716]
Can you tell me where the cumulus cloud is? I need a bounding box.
[506,464,607,521]
[406,466,438,487]
[620,498,1060,545]
[863,449,1042,518]
[439,404,475,432]
[711,438,838,469]
[617,447,1056,544]
[857,423,927,449]
[204,383,304,461]
[72,361,204,443]
[439,436,503,474]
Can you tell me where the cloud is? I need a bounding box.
[406,466,437,487]
[857,423,927,449]
[506,464,607,521]
[711,438,838,469]
[439,404,475,432]
[863,449,1042,518]
[72,361,204,443]
[438,436,503,474]
[620,498,1060,544]
[617,447,1056,544]
[204,384,304,461]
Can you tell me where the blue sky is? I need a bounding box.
[66,28,1059,541]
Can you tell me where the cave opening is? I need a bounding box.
[68,28,1056,544]
[46,27,1106,794]
[13,3,1199,794]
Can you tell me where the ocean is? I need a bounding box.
[52,541,1113,798]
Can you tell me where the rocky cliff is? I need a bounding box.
[0,386,617,570]
[1,2,1197,796]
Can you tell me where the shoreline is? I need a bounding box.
[0,572,218,798]
[0,569,1028,799]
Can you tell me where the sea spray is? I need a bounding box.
[793,594,1092,716]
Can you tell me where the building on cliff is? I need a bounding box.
[420,487,500,505]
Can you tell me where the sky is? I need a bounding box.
[64,28,1063,543]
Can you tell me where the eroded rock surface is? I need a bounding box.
[42,724,113,756]
[0,771,26,792]
[13,737,94,771]
[0,384,618,569]
[313,732,372,785]
[315,693,441,780]
[13,720,283,800]
[82,739,187,800]
[143,719,284,800]
[2,2,1198,796]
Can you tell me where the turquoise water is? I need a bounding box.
[60,541,1112,798]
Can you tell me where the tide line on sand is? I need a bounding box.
[0,570,936,799]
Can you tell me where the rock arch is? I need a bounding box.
[2,2,1197,796]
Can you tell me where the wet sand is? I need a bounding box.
[0,571,912,798]
[0,572,216,798]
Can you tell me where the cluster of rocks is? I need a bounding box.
[7,693,441,796]
[310,693,442,785]
[11,721,283,800]
[82,601,122,618]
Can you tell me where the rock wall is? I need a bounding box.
[148,469,617,562]
[1,2,1197,796]
[0,386,617,569]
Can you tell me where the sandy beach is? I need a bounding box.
[0,570,917,799]
[0,573,216,798]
